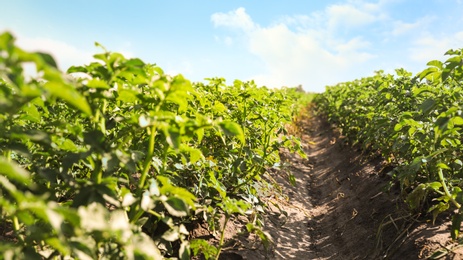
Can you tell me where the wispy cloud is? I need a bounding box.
[214,35,234,46]
[211,7,256,31]
[325,4,378,30]
[15,36,93,70]
[211,0,463,91]
[11,33,135,71]
[389,16,434,36]
[409,31,463,62]
[211,2,383,91]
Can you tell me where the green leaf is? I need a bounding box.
[427,60,443,69]
[53,137,79,152]
[44,81,92,116]
[68,240,95,259]
[165,127,180,149]
[20,103,41,123]
[162,228,180,242]
[179,240,191,260]
[0,31,14,50]
[180,145,203,164]
[117,89,138,103]
[455,159,463,166]
[163,197,189,217]
[419,98,436,115]
[132,233,163,259]
[437,163,451,170]
[245,223,273,248]
[188,148,203,164]
[35,52,58,69]
[0,157,31,185]
[427,182,442,190]
[451,212,463,240]
[67,65,88,73]
[219,121,245,143]
[190,239,218,258]
[78,203,109,231]
[428,202,449,225]
[207,171,226,199]
[45,237,69,256]
[288,173,297,187]
[87,79,110,89]
[419,67,441,82]
[406,183,426,210]
[196,127,204,143]
[124,58,145,68]
[452,116,463,126]
[213,101,227,114]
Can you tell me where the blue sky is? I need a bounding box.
[1,0,463,92]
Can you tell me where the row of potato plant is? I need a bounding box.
[0,31,308,259]
[315,48,463,239]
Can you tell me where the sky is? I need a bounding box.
[1,0,463,92]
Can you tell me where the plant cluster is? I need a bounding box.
[0,31,308,259]
[315,48,463,239]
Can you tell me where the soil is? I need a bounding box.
[202,110,463,260]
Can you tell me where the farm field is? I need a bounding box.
[2,28,463,260]
[0,31,309,259]
[218,111,463,259]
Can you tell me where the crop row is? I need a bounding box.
[315,48,463,238]
[0,32,309,259]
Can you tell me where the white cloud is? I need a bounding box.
[409,31,463,62]
[164,60,195,79]
[326,4,378,30]
[281,1,387,33]
[279,15,317,29]
[211,1,463,91]
[244,24,375,89]
[7,32,136,73]
[211,5,379,91]
[15,36,94,71]
[211,7,255,31]
[214,35,234,46]
[335,37,370,52]
[117,41,135,59]
[390,17,433,36]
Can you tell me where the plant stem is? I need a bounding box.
[129,125,157,223]
[99,99,108,135]
[4,149,11,161]
[13,216,24,242]
[139,125,156,190]
[215,215,230,260]
[439,168,461,209]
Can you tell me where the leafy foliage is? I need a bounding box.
[315,48,463,238]
[0,31,309,259]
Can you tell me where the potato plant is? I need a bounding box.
[315,48,463,239]
[0,31,308,259]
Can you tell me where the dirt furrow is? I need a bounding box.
[257,114,398,259]
[222,113,463,259]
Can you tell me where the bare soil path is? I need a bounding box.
[257,112,399,259]
[220,111,463,259]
